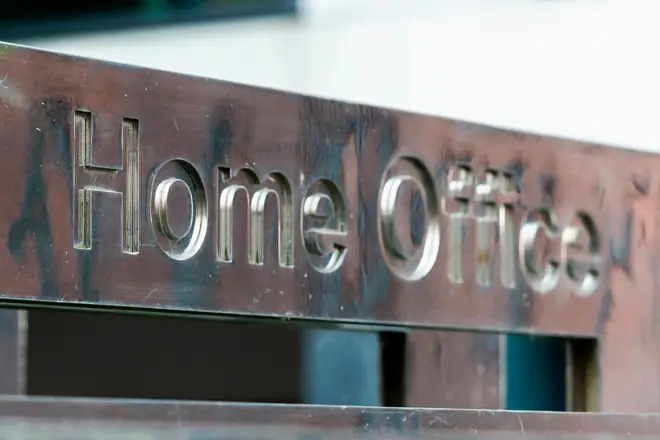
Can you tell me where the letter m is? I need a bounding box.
[217,167,293,267]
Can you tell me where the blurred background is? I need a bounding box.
[6,0,660,151]
[1,0,658,413]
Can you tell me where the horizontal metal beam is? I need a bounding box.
[0,397,658,439]
[0,42,651,336]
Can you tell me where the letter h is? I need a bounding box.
[72,110,140,254]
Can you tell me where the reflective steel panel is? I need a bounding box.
[0,42,650,336]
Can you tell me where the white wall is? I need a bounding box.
[21,0,660,152]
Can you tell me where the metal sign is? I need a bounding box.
[0,42,649,335]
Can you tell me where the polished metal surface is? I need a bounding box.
[0,397,659,439]
[0,42,651,336]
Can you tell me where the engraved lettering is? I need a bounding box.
[154,178,193,240]
[519,207,562,293]
[442,165,473,284]
[379,157,440,282]
[149,159,208,261]
[218,167,294,267]
[72,110,140,254]
[561,212,602,296]
[301,178,347,273]
[67,108,608,298]
[473,168,518,288]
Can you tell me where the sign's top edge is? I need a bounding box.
[0,40,652,158]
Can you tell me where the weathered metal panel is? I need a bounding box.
[0,42,648,336]
[0,398,659,439]
[405,330,501,408]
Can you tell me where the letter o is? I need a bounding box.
[149,158,208,261]
[378,156,440,281]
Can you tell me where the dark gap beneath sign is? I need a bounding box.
[26,309,408,405]
[506,335,598,412]
[380,331,407,407]
[27,309,303,403]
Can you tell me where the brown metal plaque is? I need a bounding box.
[0,42,650,336]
